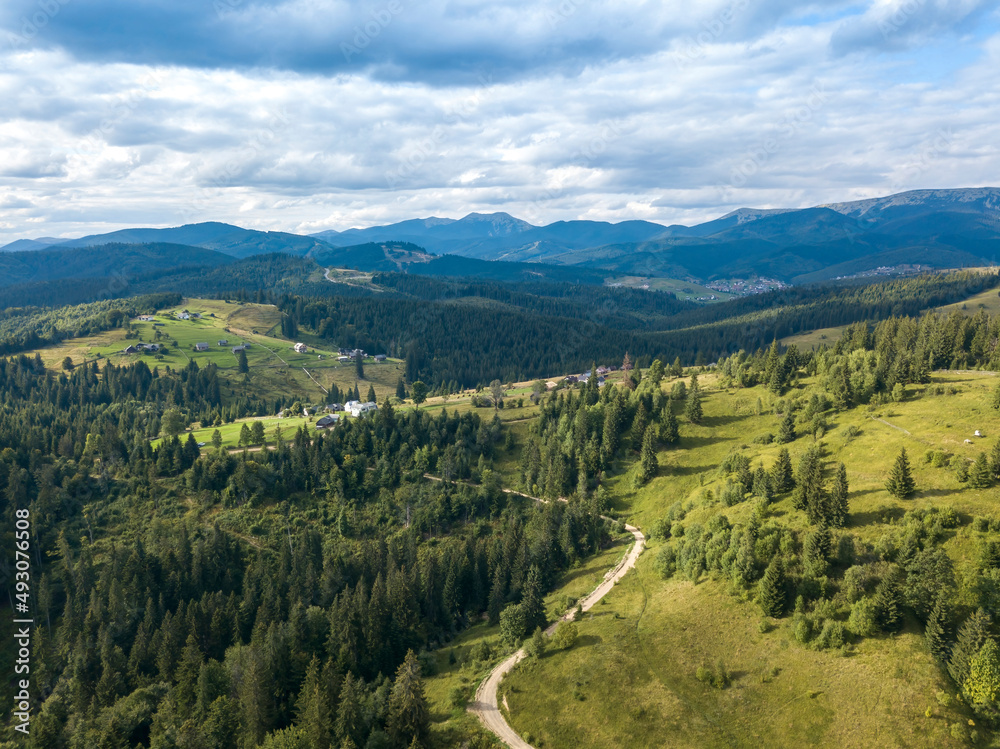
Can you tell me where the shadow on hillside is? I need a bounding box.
[850,506,906,526]
[668,462,720,477]
[699,413,746,428]
[564,634,603,650]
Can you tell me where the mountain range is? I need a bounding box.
[4,187,998,285]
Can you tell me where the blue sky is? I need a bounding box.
[0,0,997,240]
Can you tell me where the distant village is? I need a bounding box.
[705,277,789,295]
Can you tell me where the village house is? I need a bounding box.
[337,355,351,363]
[137,343,160,353]
[348,401,378,418]
[315,414,340,429]
[374,354,387,362]
[138,315,155,322]
[218,340,228,346]
[123,345,138,354]
[194,342,209,352]
[294,342,308,353]
[232,345,246,354]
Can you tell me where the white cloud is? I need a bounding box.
[0,5,997,240]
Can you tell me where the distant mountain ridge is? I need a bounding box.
[3,187,998,284]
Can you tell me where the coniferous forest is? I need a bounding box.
[4,267,1000,748]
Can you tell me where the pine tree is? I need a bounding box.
[520,566,546,634]
[770,448,795,494]
[636,425,658,486]
[685,380,703,425]
[296,656,332,749]
[828,462,849,528]
[803,524,831,578]
[949,609,993,688]
[874,566,903,632]
[758,558,786,617]
[777,409,795,443]
[386,650,429,748]
[659,408,679,445]
[970,451,993,489]
[925,594,953,663]
[752,465,772,502]
[885,447,916,499]
[335,672,363,748]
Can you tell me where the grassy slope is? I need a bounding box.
[782,279,1000,350]
[34,298,407,406]
[490,370,1000,748]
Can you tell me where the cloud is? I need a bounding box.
[0,3,998,241]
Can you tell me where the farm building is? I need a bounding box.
[232,345,246,354]
[194,342,209,352]
[294,343,308,353]
[316,415,340,428]
[374,354,387,362]
[218,340,228,346]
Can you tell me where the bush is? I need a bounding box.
[814,620,848,650]
[696,660,730,689]
[848,596,880,637]
[449,686,467,708]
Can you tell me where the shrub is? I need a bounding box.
[814,620,848,650]
[848,596,880,637]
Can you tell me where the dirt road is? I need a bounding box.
[467,495,646,748]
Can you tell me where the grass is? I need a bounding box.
[487,369,1000,748]
[423,534,635,747]
[34,298,409,405]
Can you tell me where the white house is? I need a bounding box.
[177,312,191,320]
[294,342,308,353]
[347,401,378,417]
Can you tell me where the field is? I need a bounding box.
[36,298,408,406]
[475,368,1000,748]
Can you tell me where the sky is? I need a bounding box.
[0,0,998,241]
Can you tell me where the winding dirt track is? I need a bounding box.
[467,492,646,748]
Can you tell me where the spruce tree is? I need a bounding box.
[367,384,377,404]
[828,462,850,528]
[770,447,795,494]
[752,465,772,502]
[386,650,429,749]
[520,566,546,634]
[685,380,703,424]
[777,409,795,444]
[659,408,679,445]
[758,558,786,617]
[885,447,916,498]
[636,425,658,486]
[803,523,831,578]
[396,378,406,400]
[970,451,993,489]
[336,672,363,748]
[355,355,364,380]
[296,656,332,749]
[949,609,993,688]
[925,594,953,663]
[874,566,904,632]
